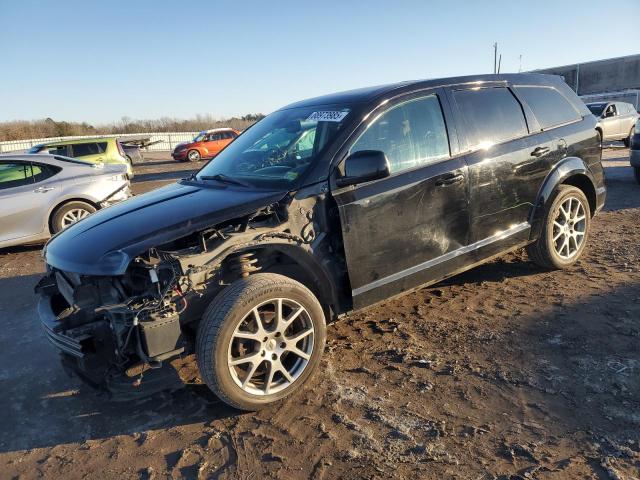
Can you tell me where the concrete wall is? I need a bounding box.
[535,54,640,95]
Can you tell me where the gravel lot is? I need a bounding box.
[0,149,638,479]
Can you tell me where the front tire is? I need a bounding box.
[527,185,591,269]
[51,201,96,233]
[196,273,326,410]
[187,149,201,162]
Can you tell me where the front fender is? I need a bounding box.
[528,156,597,241]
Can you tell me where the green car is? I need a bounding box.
[28,137,134,178]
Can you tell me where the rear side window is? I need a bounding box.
[47,145,71,156]
[0,162,58,189]
[452,87,528,149]
[0,162,33,189]
[516,86,581,130]
[72,142,106,157]
[350,94,450,174]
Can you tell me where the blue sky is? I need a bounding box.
[0,0,638,123]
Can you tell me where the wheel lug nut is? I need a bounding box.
[280,342,286,348]
[263,337,268,342]
[271,353,277,360]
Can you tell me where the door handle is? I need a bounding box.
[531,146,550,157]
[34,186,55,193]
[435,173,464,187]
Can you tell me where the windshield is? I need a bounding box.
[587,103,606,116]
[196,106,351,189]
[193,133,207,142]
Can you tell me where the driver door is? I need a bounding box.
[331,91,470,309]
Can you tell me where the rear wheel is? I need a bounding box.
[51,201,96,233]
[634,167,640,185]
[187,149,201,162]
[196,273,326,410]
[527,185,590,269]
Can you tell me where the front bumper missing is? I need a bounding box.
[38,295,91,358]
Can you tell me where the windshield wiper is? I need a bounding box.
[199,173,252,188]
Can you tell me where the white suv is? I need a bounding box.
[587,101,639,147]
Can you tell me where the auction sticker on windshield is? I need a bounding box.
[306,111,349,122]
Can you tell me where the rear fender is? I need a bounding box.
[528,156,597,241]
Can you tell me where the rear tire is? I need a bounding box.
[51,201,96,233]
[187,149,201,162]
[196,273,326,411]
[634,167,640,185]
[526,185,591,269]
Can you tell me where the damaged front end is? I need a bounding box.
[35,197,344,399]
[36,248,189,398]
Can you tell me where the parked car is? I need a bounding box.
[121,143,143,164]
[171,128,240,162]
[586,101,639,146]
[629,120,640,184]
[0,154,131,248]
[28,137,134,178]
[37,73,605,410]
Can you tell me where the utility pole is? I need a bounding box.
[518,54,522,73]
[493,42,498,74]
[498,54,502,74]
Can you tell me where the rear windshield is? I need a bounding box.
[587,103,606,116]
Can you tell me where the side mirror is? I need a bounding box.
[336,150,390,187]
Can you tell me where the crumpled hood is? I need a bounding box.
[45,181,287,275]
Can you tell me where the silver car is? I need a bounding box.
[0,154,132,248]
[587,101,639,146]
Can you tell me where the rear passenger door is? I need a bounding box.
[448,84,554,243]
[332,90,470,308]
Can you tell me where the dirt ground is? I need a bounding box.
[0,149,638,479]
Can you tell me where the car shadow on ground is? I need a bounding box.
[132,169,199,183]
[0,273,240,454]
[0,243,44,255]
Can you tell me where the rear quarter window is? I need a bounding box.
[516,86,581,130]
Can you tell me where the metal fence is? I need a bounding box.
[0,132,201,153]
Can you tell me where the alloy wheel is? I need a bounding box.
[552,196,586,259]
[227,298,314,396]
[61,208,91,228]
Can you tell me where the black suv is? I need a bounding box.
[37,74,605,410]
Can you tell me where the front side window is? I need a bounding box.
[196,105,351,189]
[453,87,528,150]
[605,104,617,117]
[516,86,581,130]
[349,94,450,174]
[0,162,34,189]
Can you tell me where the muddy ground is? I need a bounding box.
[0,149,638,479]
